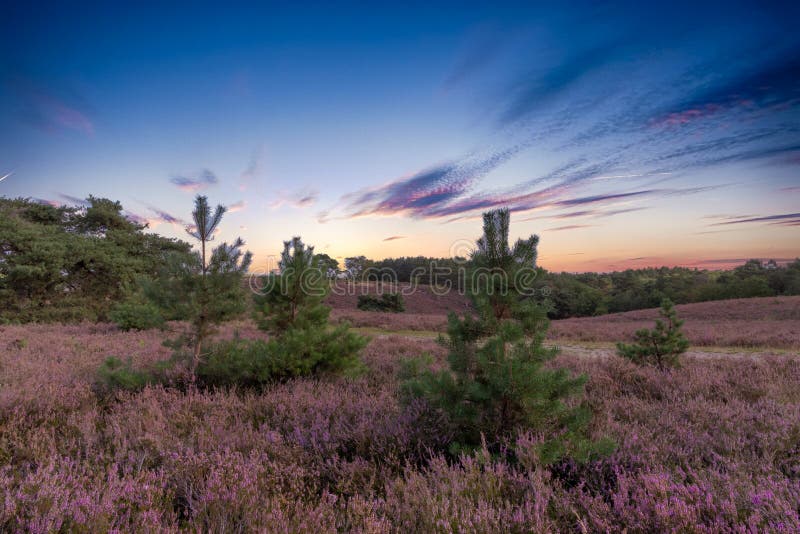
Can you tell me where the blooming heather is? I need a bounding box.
[0,318,799,531]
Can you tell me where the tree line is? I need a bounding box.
[2,195,797,324]
[340,256,800,318]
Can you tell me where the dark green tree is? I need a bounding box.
[0,196,190,322]
[143,196,252,374]
[404,208,612,463]
[313,253,339,276]
[616,298,689,370]
[253,237,366,376]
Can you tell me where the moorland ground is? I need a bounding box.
[331,286,800,350]
[0,295,798,531]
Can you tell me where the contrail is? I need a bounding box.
[0,172,12,183]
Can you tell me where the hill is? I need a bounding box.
[549,295,800,349]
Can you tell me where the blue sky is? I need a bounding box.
[1,1,798,271]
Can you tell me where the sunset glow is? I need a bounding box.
[1,2,798,271]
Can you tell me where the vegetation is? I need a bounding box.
[144,196,252,375]
[335,254,800,319]
[3,285,798,531]
[404,208,612,462]
[0,196,190,323]
[247,237,366,380]
[536,259,800,317]
[109,299,165,331]
[357,292,405,312]
[616,299,689,370]
[2,195,795,326]
[1,190,799,530]
[197,338,294,387]
[95,356,158,394]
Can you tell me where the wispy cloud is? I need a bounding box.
[6,76,94,135]
[521,206,646,222]
[170,169,218,192]
[652,53,800,128]
[336,144,538,220]
[444,24,509,88]
[382,235,406,241]
[545,224,594,232]
[143,205,187,228]
[239,145,266,191]
[227,200,246,213]
[270,188,318,209]
[123,211,148,226]
[710,212,800,227]
[499,40,623,125]
[0,172,12,183]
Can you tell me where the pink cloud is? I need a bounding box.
[227,200,246,213]
[270,189,318,209]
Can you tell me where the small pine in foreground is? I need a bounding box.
[250,236,367,378]
[616,298,689,370]
[404,208,613,464]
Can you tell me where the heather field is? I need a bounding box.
[1,299,799,532]
[6,3,800,531]
[330,293,800,350]
[549,296,800,350]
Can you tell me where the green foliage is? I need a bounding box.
[0,196,191,323]
[404,208,611,464]
[536,272,606,318]
[314,253,339,275]
[198,325,366,388]
[109,299,165,331]
[357,292,405,312]
[254,237,326,333]
[142,195,252,375]
[252,236,367,379]
[617,299,689,370]
[95,356,156,393]
[197,339,276,388]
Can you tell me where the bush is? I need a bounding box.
[252,236,366,380]
[196,339,276,388]
[95,356,156,393]
[357,293,405,312]
[198,326,367,388]
[616,298,689,370]
[109,300,165,331]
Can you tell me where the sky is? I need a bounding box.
[1,1,798,272]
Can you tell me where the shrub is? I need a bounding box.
[197,339,275,388]
[616,298,689,370]
[404,208,613,463]
[95,356,156,393]
[253,236,367,379]
[357,293,405,312]
[141,195,252,375]
[198,325,368,388]
[109,300,164,331]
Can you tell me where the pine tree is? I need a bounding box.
[616,298,689,370]
[143,195,252,375]
[253,237,366,376]
[404,208,612,463]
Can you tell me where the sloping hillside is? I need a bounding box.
[549,296,800,349]
[325,282,471,315]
